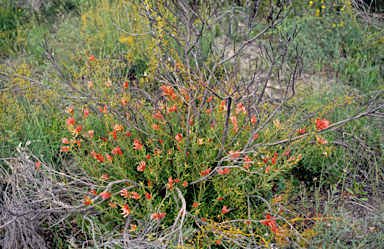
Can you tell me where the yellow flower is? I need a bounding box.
[309,1,313,6]
[341,8,344,11]
[340,22,344,26]
[321,5,326,9]
[332,23,336,27]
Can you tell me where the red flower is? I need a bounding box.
[222,206,230,214]
[62,138,69,144]
[133,139,143,150]
[112,146,123,156]
[151,213,161,220]
[146,155,151,160]
[90,189,97,196]
[131,191,140,199]
[88,55,95,61]
[175,133,183,142]
[193,202,199,208]
[253,134,259,140]
[265,166,270,174]
[145,193,152,200]
[246,220,251,224]
[315,119,330,130]
[84,108,89,118]
[152,124,160,130]
[201,168,211,176]
[261,213,278,234]
[88,130,94,138]
[121,204,130,218]
[75,125,82,133]
[217,197,223,200]
[160,212,166,219]
[158,138,164,145]
[174,179,179,183]
[148,180,152,188]
[137,161,146,172]
[124,81,128,90]
[168,106,177,113]
[284,150,290,156]
[201,218,206,222]
[168,176,173,186]
[125,131,131,137]
[216,240,221,245]
[217,168,230,175]
[66,117,75,125]
[61,146,69,152]
[84,195,92,205]
[183,182,188,187]
[120,189,130,198]
[102,137,108,142]
[100,192,111,199]
[152,112,163,120]
[271,152,278,164]
[297,128,306,134]
[207,96,213,102]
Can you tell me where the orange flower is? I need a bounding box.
[99,105,107,113]
[65,106,74,115]
[175,133,183,142]
[101,173,108,181]
[207,96,213,102]
[261,213,278,234]
[84,195,92,205]
[87,81,94,87]
[193,202,199,208]
[216,240,221,245]
[66,117,75,125]
[206,108,212,114]
[137,161,146,172]
[229,150,240,158]
[100,192,111,199]
[316,135,328,144]
[217,168,230,175]
[84,108,89,118]
[129,224,137,231]
[61,146,69,152]
[109,201,117,208]
[88,130,94,138]
[222,206,230,214]
[88,55,95,61]
[251,115,257,124]
[62,138,69,144]
[315,118,330,130]
[253,134,259,140]
[152,124,160,130]
[183,182,188,187]
[121,204,131,218]
[244,155,252,170]
[133,139,143,150]
[168,176,173,186]
[35,161,41,169]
